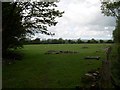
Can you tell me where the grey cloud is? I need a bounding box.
[33,0,116,40]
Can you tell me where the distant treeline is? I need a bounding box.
[23,38,114,44]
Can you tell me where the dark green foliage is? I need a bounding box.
[18,2,64,35]
[113,18,120,43]
[3,50,23,65]
[99,39,104,43]
[2,2,64,57]
[101,1,120,18]
[101,1,120,43]
[87,38,98,43]
[24,38,113,44]
[2,2,25,55]
[101,0,120,87]
[77,38,84,44]
[32,38,41,44]
[106,40,114,43]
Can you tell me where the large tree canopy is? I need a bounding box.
[2,2,25,53]
[101,0,120,87]
[101,0,120,42]
[2,1,64,55]
[101,1,120,19]
[19,2,64,35]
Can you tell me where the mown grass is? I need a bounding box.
[3,44,111,88]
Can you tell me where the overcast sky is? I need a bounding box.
[34,0,116,40]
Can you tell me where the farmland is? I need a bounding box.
[3,44,111,88]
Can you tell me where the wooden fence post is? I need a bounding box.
[100,46,112,88]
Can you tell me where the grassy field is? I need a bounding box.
[3,44,111,88]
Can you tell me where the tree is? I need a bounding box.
[18,2,64,35]
[32,38,40,44]
[77,38,83,44]
[106,39,114,43]
[58,38,65,44]
[101,1,120,42]
[87,38,98,43]
[2,2,64,56]
[68,39,75,44]
[2,2,25,55]
[91,38,98,43]
[101,0,120,87]
[87,40,91,43]
[99,39,104,43]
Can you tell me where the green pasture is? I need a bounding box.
[3,44,111,88]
